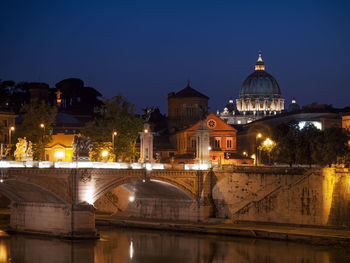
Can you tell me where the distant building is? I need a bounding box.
[168,81,209,132]
[175,113,251,165]
[0,110,17,144]
[342,113,350,130]
[44,133,75,162]
[237,106,343,157]
[218,52,285,125]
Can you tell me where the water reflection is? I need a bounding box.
[0,227,349,263]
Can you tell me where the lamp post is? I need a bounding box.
[255,133,262,166]
[262,138,274,164]
[8,126,15,145]
[40,123,45,161]
[112,131,117,161]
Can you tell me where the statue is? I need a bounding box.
[143,107,154,123]
[14,137,33,161]
[73,136,92,161]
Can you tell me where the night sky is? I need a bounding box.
[1,1,349,113]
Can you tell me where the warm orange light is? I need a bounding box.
[101,150,108,157]
[263,138,273,146]
[40,123,45,128]
[257,133,262,138]
[113,131,117,136]
[144,129,149,134]
[10,126,15,131]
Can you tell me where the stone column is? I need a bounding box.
[195,120,210,164]
[139,123,154,163]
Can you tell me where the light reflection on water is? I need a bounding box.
[1,227,349,263]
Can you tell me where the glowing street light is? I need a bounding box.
[255,133,263,166]
[262,138,275,164]
[40,123,46,160]
[263,138,273,146]
[101,150,108,157]
[8,126,15,145]
[129,196,135,202]
[144,129,149,134]
[112,131,117,161]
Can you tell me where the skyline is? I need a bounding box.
[1,0,350,113]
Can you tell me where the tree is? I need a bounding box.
[271,122,299,166]
[316,127,350,167]
[295,123,322,166]
[83,95,143,162]
[17,99,57,160]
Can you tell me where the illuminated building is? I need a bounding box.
[175,113,252,165]
[44,133,75,161]
[218,52,285,125]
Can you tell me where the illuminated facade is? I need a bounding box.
[175,113,252,165]
[44,133,75,161]
[219,52,285,125]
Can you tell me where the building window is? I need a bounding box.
[191,137,196,150]
[226,138,233,148]
[214,137,221,149]
[3,120,8,127]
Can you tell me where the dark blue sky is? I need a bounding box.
[1,0,349,113]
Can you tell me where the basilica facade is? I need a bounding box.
[219,52,285,125]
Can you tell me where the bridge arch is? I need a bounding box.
[91,175,197,204]
[0,179,67,204]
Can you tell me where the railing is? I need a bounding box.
[0,161,212,170]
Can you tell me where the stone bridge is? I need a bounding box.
[1,165,349,238]
[0,166,217,238]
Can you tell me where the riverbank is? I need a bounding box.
[96,216,350,246]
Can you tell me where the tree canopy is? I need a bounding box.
[83,95,143,162]
[17,99,57,160]
[267,122,350,167]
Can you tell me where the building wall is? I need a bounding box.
[175,114,238,164]
[168,96,208,132]
[342,114,350,130]
[44,133,75,161]
[0,112,16,144]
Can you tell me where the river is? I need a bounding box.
[0,226,349,263]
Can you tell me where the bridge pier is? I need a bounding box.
[9,202,98,239]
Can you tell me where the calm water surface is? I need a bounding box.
[0,227,349,263]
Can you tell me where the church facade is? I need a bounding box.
[219,52,285,125]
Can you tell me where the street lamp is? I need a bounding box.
[8,126,15,145]
[40,123,45,161]
[255,133,262,166]
[262,138,274,164]
[112,131,117,161]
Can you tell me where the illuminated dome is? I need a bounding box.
[239,52,281,98]
[236,52,285,114]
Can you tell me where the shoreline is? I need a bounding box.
[96,217,350,246]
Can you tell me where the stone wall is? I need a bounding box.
[10,202,96,237]
[212,167,350,227]
[126,198,198,221]
[93,167,350,226]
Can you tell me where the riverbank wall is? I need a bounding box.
[94,167,350,228]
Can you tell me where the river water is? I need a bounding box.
[0,227,349,263]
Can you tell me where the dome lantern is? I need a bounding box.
[255,51,265,71]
